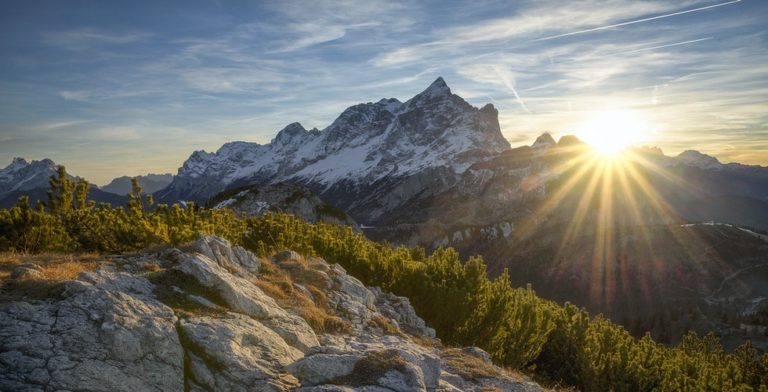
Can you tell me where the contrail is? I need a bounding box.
[492,65,531,113]
[622,36,714,54]
[532,0,741,42]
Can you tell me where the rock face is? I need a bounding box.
[0,235,542,391]
[207,182,358,228]
[0,269,184,392]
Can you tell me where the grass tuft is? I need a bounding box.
[0,252,103,302]
[441,348,502,381]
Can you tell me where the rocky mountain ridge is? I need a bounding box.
[156,77,510,223]
[0,157,126,209]
[0,235,541,391]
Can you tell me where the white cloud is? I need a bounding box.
[42,28,150,50]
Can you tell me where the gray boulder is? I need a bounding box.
[0,270,183,392]
[180,313,302,391]
[177,251,319,351]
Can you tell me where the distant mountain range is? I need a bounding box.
[100,174,174,195]
[0,158,125,208]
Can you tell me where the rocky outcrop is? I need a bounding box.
[208,182,358,229]
[0,235,541,391]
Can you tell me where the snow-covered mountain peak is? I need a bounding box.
[479,103,498,116]
[532,133,556,149]
[0,157,59,199]
[6,157,29,171]
[422,76,450,98]
[272,122,309,147]
[376,98,402,113]
[677,150,722,169]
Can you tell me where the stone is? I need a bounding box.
[462,346,492,364]
[0,270,183,392]
[273,250,302,264]
[191,235,261,274]
[177,252,319,351]
[10,266,43,280]
[286,353,361,385]
[180,313,302,391]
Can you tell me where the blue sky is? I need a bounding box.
[1,0,766,184]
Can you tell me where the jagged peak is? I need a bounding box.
[376,97,402,112]
[479,103,498,116]
[189,150,212,159]
[272,122,310,147]
[557,135,582,146]
[3,157,29,171]
[279,122,306,135]
[677,150,721,168]
[3,157,56,171]
[532,133,556,148]
[416,76,452,99]
[628,145,665,156]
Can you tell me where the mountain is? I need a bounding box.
[156,77,510,223]
[154,77,768,346]
[0,235,541,391]
[0,157,58,200]
[100,173,174,195]
[0,157,127,208]
[207,182,358,228]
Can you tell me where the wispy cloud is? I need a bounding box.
[492,65,531,113]
[373,1,704,66]
[41,28,150,50]
[532,0,741,42]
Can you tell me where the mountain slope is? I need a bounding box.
[156,77,509,223]
[207,182,358,228]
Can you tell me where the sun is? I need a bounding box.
[579,110,647,157]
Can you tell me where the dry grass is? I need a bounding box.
[368,315,403,336]
[0,252,104,302]
[142,262,161,272]
[254,254,352,334]
[441,348,503,381]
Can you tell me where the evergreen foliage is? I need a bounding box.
[1,166,767,390]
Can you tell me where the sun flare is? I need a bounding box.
[579,110,648,158]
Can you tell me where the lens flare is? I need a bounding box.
[579,110,648,157]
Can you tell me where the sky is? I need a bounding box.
[0,0,766,185]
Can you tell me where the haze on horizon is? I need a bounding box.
[1,0,766,185]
